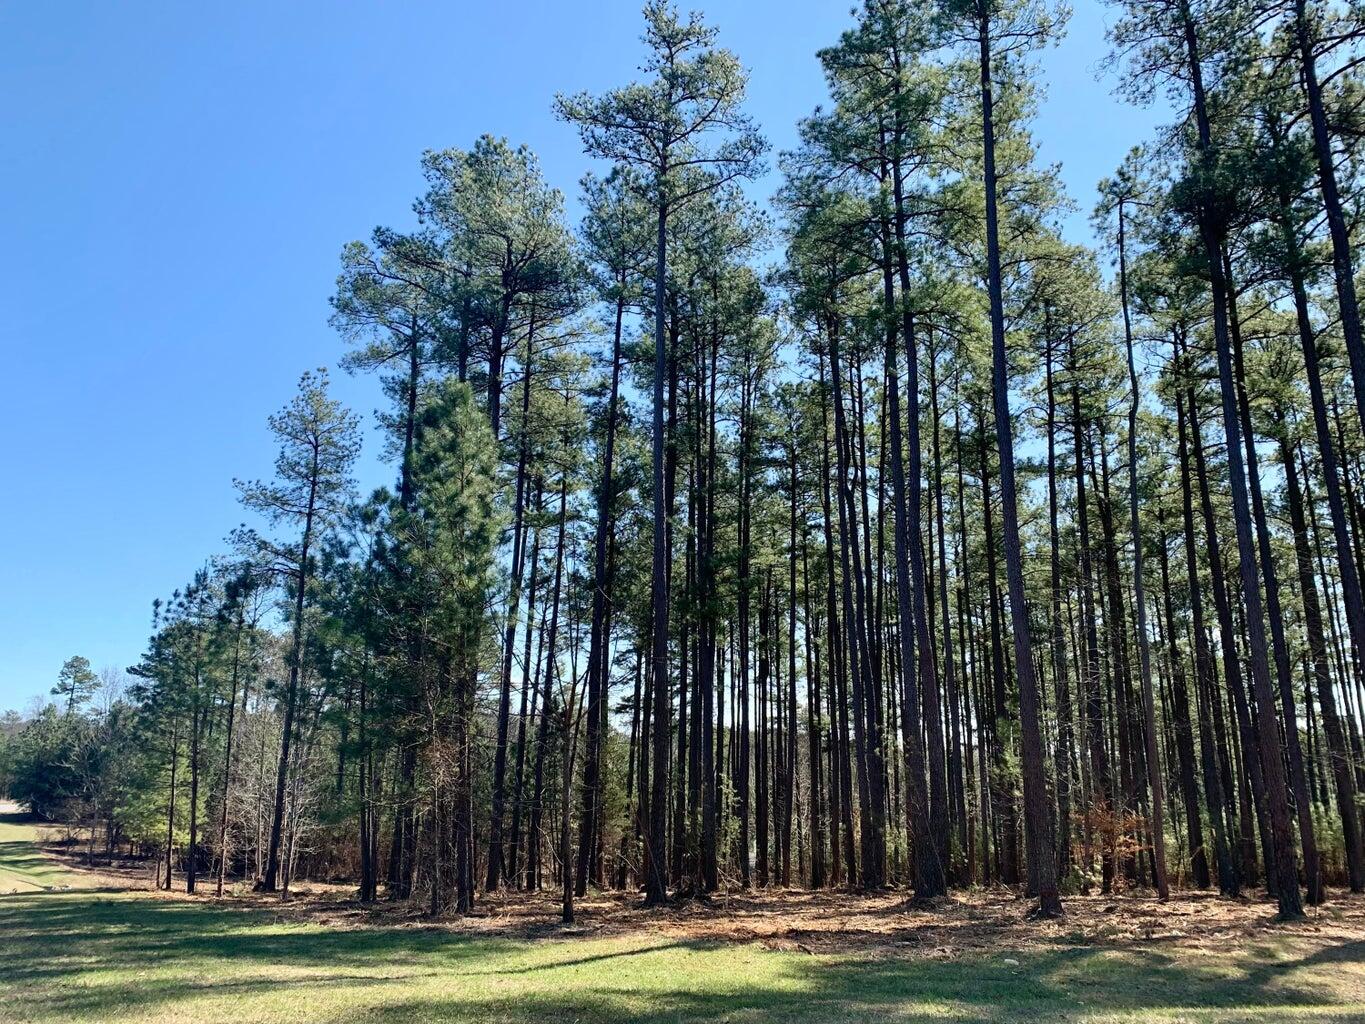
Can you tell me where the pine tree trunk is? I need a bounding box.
[644,189,671,906]
[1117,202,1168,897]
[976,7,1059,913]
[488,314,536,891]
[1044,330,1075,880]
[1180,0,1302,918]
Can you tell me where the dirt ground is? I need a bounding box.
[37,825,1365,963]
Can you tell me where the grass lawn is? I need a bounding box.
[0,813,72,893]
[2,818,1364,1022]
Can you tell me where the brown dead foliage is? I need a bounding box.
[42,828,1365,964]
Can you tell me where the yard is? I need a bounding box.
[3,813,1365,1023]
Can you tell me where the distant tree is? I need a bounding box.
[7,706,84,818]
[1094,156,1170,899]
[53,656,99,716]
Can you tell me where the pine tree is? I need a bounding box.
[235,369,360,894]
[557,0,765,905]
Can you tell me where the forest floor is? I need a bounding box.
[4,811,1365,1022]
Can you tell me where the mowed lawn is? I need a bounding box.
[2,819,1365,1023]
[0,814,69,893]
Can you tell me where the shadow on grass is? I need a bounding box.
[2,889,1364,1023]
[0,852,59,872]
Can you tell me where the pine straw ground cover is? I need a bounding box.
[5,817,1365,1023]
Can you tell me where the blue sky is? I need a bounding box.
[0,1,1166,712]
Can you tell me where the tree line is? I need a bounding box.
[10,0,1365,923]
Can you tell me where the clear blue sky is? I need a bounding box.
[0,1,1165,712]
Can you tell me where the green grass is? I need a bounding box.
[1,818,1363,1023]
[0,814,72,893]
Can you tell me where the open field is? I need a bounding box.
[0,811,70,894]
[2,814,1364,1022]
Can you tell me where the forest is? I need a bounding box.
[11,0,1365,952]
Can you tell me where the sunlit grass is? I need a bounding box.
[0,816,71,893]
[1,819,1363,1023]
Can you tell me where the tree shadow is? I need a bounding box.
[3,889,1364,1023]
[316,939,1365,1024]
